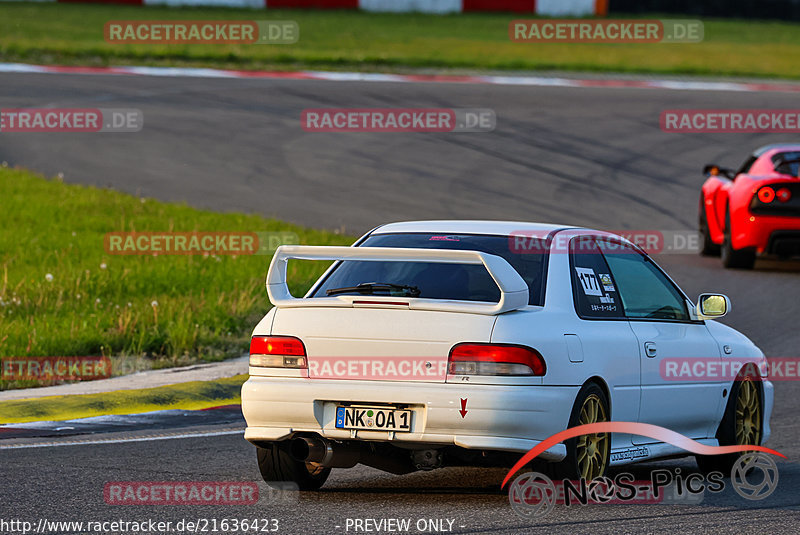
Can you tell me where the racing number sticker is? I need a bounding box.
[575,267,603,296]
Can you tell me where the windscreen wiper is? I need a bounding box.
[326,282,421,297]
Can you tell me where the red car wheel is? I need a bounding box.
[721,211,756,269]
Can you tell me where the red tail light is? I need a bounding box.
[757,186,776,203]
[776,187,792,203]
[249,336,307,368]
[448,343,546,376]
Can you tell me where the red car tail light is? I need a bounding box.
[776,187,792,203]
[757,186,776,203]
[249,336,307,368]
[448,343,546,376]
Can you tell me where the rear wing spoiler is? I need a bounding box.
[266,245,530,315]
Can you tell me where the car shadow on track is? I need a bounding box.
[312,458,799,510]
[754,259,800,272]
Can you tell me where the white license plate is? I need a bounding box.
[335,406,411,432]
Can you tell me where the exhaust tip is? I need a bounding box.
[290,436,331,464]
[287,437,361,468]
[289,437,313,461]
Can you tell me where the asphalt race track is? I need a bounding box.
[2,71,800,533]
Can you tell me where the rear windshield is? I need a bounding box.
[310,232,548,306]
[773,151,800,176]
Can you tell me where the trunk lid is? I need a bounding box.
[271,306,496,382]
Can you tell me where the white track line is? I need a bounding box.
[0,428,244,449]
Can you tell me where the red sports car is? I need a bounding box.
[700,143,800,269]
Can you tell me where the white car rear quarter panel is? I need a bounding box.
[491,246,642,450]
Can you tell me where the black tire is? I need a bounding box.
[553,383,611,481]
[699,199,721,257]
[696,376,763,474]
[256,443,331,491]
[721,211,755,269]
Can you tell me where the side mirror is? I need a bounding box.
[703,164,734,179]
[697,293,731,319]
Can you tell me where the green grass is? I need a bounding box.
[0,5,800,78]
[0,166,353,385]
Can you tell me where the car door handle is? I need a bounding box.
[644,342,657,358]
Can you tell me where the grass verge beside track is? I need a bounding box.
[0,375,246,424]
[1,5,800,79]
[0,166,353,379]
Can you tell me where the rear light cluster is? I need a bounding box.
[248,337,547,376]
[448,343,546,376]
[249,336,307,368]
[757,186,792,204]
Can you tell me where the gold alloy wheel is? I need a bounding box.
[576,393,609,480]
[735,377,762,446]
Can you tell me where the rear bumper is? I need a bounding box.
[241,376,577,461]
[734,214,800,253]
[766,230,800,257]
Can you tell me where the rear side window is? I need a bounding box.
[569,237,624,319]
[597,241,690,321]
[311,233,548,306]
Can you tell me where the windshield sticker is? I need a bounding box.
[599,273,615,292]
[591,304,617,313]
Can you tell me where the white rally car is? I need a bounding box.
[242,221,772,490]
